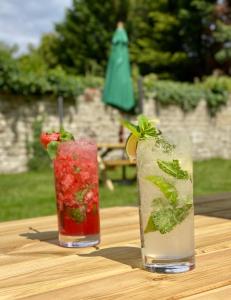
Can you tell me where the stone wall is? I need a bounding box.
[0,91,231,173]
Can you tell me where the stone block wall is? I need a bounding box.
[0,91,230,173]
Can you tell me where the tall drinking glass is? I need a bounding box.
[137,132,195,273]
[53,139,100,247]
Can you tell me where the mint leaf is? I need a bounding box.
[75,184,94,204]
[152,197,170,210]
[144,215,157,233]
[47,141,59,160]
[69,206,86,223]
[60,128,75,142]
[157,159,191,180]
[152,207,177,234]
[75,188,89,204]
[122,115,175,154]
[138,115,159,138]
[145,203,192,234]
[146,175,178,206]
[121,119,140,137]
[155,136,175,153]
[174,204,192,223]
[144,197,170,233]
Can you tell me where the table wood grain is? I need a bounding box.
[0,194,231,300]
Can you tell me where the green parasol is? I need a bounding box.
[102,23,135,112]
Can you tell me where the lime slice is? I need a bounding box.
[125,134,138,162]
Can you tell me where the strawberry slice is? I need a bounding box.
[40,132,60,149]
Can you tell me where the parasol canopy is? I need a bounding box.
[102,23,135,112]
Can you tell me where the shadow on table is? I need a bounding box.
[79,246,142,269]
[20,227,59,245]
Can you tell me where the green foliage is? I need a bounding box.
[200,76,230,115]
[27,119,50,171]
[2,1,230,82]
[0,41,230,115]
[202,75,231,92]
[55,0,130,75]
[0,47,86,99]
[144,75,231,115]
[144,79,202,111]
[48,0,229,80]
[213,19,231,70]
[37,33,60,68]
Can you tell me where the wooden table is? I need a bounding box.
[0,193,231,299]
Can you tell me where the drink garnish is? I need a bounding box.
[40,132,60,148]
[144,202,192,234]
[125,133,138,162]
[157,159,191,180]
[40,127,74,159]
[146,175,178,206]
[123,115,174,160]
[144,158,193,234]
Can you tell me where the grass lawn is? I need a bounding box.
[0,158,230,222]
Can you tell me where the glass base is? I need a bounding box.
[143,255,195,274]
[59,233,100,248]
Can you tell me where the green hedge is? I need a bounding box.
[0,51,102,99]
[0,49,230,115]
[143,74,230,115]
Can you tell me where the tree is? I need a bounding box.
[55,0,130,75]
[129,0,219,80]
[213,0,231,74]
[36,0,230,80]
[37,33,60,68]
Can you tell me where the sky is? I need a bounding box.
[0,0,72,54]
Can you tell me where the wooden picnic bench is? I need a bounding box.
[0,192,230,299]
[97,143,136,190]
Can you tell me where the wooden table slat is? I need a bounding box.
[0,195,230,299]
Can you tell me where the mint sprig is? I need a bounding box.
[145,203,192,234]
[157,159,191,180]
[145,175,193,234]
[46,128,75,160]
[122,115,160,139]
[60,127,74,142]
[137,115,160,138]
[122,120,140,137]
[122,115,174,153]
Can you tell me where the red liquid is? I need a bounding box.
[53,140,100,236]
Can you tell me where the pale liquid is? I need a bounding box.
[137,137,194,260]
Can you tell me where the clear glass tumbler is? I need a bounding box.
[53,139,100,247]
[137,132,195,273]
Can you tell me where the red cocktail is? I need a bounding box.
[53,139,100,247]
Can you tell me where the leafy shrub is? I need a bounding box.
[0,52,85,99]
[0,44,231,116]
[144,75,231,115]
